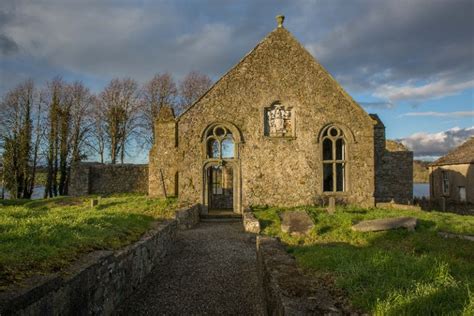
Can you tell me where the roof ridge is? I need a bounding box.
[177,27,283,121]
[431,136,474,166]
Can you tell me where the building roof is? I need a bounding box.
[431,137,474,166]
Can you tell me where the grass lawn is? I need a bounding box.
[254,206,474,315]
[0,194,176,289]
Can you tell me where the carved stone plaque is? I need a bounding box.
[265,103,293,137]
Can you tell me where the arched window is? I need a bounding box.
[206,125,235,159]
[322,126,346,192]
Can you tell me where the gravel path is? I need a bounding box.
[115,222,265,315]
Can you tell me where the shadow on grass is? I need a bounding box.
[0,210,156,288]
[259,219,274,230]
[94,200,129,211]
[290,230,473,315]
[21,197,84,210]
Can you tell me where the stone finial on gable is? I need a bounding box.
[157,105,175,122]
[276,15,285,28]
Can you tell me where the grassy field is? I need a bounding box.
[254,206,474,315]
[0,194,176,289]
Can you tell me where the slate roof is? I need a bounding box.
[431,137,474,166]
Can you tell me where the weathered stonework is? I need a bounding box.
[256,236,349,314]
[375,139,414,204]
[69,163,148,196]
[0,220,175,316]
[149,24,413,212]
[243,211,261,234]
[0,205,200,315]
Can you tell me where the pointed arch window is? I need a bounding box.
[206,125,235,159]
[322,126,346,192]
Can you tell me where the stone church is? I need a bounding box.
[149,16,413,213]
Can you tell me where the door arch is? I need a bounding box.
[203,161,240,213]
[201,122,242,214]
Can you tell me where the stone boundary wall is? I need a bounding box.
[377,150,413,204]
[175,204,201,229]
[376,202,421,211]
[69,163,148,196]
[0,206,200,316]
[256,236,345,314]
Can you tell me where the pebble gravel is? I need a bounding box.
[114,222,266,315]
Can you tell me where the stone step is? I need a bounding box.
[200,211,242,222]
[200,217,242,223]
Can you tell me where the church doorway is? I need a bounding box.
[207,165,234,210]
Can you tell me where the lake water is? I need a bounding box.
[0,186,45,200]
[414,183,429,198]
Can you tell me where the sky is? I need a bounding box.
[1,0,473,162]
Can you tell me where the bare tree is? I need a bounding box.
[178,71,212,112]
[140,73,178,145]
[44,77,64,198]
[0,79,39,199]
[69,81,94,163]
[99,78,141,164]
[90,97,107,163]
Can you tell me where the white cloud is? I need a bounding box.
[399,126,474,159]
[374,79,474,102]
[401,111,474,118]
[359,101,395,109]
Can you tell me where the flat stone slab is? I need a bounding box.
[351,217,417,232]
[280,210,314,236]
[438,231,474,242]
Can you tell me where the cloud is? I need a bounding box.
[306,0,474,101]
[0,33,18,55]
[399,126,474,158]
[0,0,473,106]
[374,79,474,102]
[359,101,395,109]
[401,111,474,118]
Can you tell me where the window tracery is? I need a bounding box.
[205,125,235,159]
[321,126,346,192]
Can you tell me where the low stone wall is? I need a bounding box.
[243,211,261,234]
[0,205,200,316]
[256,236,345,315]
[175,204,201,229]
[69,163,148,196]
[376,201,421,211]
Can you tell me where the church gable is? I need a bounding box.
[149,16,413,211]
[178,23,374,130]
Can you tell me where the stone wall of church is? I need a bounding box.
[69,163,148,196]
[149,28,378,210]
[375,141,413,204]
[149,116,178,198]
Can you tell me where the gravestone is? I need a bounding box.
[90,198,99,207]
[280,211,314,236]
[327,197,336,214]
[351,217,417,232]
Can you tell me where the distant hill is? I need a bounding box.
[413,160,430,183]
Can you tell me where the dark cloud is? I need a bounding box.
[399,126,474,158]
[0,3,19,55]
[0,0,472,102]
[308,0,474,98]
[0,34,18,55]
